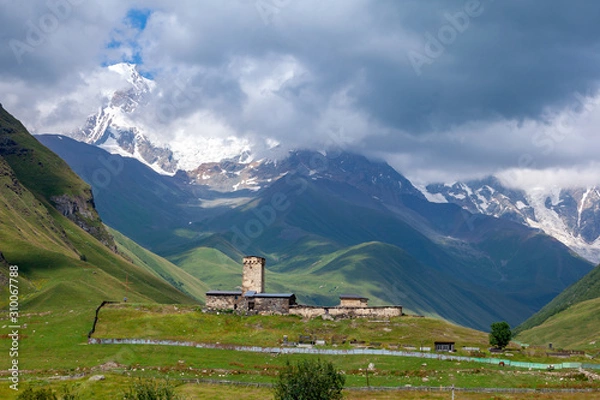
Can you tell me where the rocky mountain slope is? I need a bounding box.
[424,177,600,263]
[1,104,116,251]
[0,105,195,309]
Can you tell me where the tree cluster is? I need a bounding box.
[274,358,345,400]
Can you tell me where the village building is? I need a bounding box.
[434,341,456,352]
[205,256,402,318]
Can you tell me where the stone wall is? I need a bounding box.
[206,295,239,310]
[253,297,293,315]
[289,305,402,319]
[340,298,368,307]
[242,256,265,294]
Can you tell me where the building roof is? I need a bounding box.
[244,255,265,261]
[244,292,296,299]
[206,290,242,296]
[339,294,369,300]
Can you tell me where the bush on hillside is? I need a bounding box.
[17,385,79,400]
[273,358,345,400]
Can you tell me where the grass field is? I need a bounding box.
[2,303,600,399]
[92,303,488,349]
[516,297,600,352]
[2,376,599,400]
[108,227,210,302]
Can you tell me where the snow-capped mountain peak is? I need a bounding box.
[107,63,155,93]
[63,63,257,175]
[423,178,600,262]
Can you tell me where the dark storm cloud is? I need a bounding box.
[1,0,600,184]
[349,0,600,134]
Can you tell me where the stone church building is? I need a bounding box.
[206,256,403,318]
[206,256,297,314]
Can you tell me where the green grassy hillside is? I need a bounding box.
[0,105,115,248]
[516,296,600,352]
[515,263,600,350]
[0,107,88,199]
[516,263,600,333]
[109,227,210,302]
[1,198,194,310]
[0,105,193,309]
[0,155,76,259]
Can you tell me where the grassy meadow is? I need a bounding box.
[3,302,599,399]
[516,297,600,353]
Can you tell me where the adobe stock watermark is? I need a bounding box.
[507,90,596,179]
[8,0,85,65]
[241,0,293,26]
[407,0,491,76]
[530,91,596,158]
[7,265,21,391]
[155,78,202,125]
[91,154,124,192]
[230,149,343,251]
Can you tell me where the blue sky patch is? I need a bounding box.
[126,8,152,31]
[103,8,154,72]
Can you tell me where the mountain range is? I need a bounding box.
[0,58,596,358]
[39,134,594,331]
[423,178,600,263]
[60,63,600,266]
[67,63,253,175]
[4,62,591,333]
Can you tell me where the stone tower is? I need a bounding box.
[242,256,265,294]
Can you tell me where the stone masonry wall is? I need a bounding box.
[254,297,292,315]
[242,256,265,294]
[340,298,368,307]
[289,305,402,319]
[206,295,239,310]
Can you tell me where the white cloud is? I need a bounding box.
[498,164,600,191]
[1,66,133,134]
[1,1,600,186]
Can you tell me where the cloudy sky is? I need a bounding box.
[1,0,600,187]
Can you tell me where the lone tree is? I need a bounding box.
[273,358,345,400]
[489,321,512,349]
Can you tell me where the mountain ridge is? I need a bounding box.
[65,63,255,175]
[423,177,600,263]
[0,104,116,251]
[51,63,600,265]
[0,105,196,309]
[38,134,594,330]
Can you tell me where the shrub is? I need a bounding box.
[273,358,345,400]
[17,385,79,400]
[17,387,57,400]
